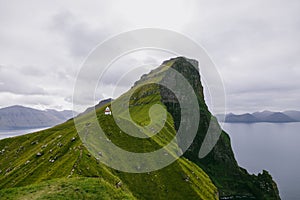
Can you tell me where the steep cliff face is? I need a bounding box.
[157,57,280,199]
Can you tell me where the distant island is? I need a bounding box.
[0,105,75,129]
[216,110,300,123]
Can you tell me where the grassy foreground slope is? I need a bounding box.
[0,58,218,199]
[0,178,136,200]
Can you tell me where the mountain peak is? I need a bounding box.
[163,56,199,71]
[2,105,27,109]
[132,56,204,100]
[162,56,204,100]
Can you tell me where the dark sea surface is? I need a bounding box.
[222,122,300,200]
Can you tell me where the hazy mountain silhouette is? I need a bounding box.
[0,105,75,129]
[217,110,300,123]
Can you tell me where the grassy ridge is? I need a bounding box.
[0,64,218,199]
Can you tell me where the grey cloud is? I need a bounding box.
[19,65,47,77]
[183,0,300,113]
[0,0,299,113]
[50,10,110,58]
[0,63,75,94]
[64,96,72,103]
[0,66,47,95]
[226,88,300,113]
[0,92,54,109]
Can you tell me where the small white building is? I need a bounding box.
[104,107,111,115]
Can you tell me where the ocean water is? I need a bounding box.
[222,122,300,200]
[0,127,50,140]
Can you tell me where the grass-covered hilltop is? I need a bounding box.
[0,57,280,199]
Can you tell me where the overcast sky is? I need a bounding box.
[0,0,299,114]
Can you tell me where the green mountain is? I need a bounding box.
[0,57,279,199]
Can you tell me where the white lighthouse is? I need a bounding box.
[104,107,111,115]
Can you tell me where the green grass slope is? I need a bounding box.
[0,178,135,200]
[0,59,218,199]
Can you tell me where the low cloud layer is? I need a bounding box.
[0,0,299,113]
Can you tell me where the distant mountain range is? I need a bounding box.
[0,105,76,129]
[216,110,300,123]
